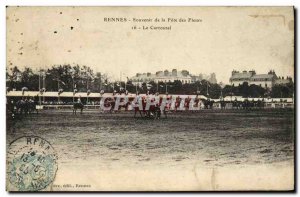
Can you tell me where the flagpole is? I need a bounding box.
[72,76,74,103]
[39,69,41,105]
[87,77,89,104]
[57,80,60,103]
[99,72,102,91]
[135,83,137,93]
[42,70,45,103]
[166,84,168,94]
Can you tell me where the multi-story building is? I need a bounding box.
[131,69,192,85]
[230,70,256,86]
[229,70,289,89]
[274,76,293,85]
[191,73,217,84]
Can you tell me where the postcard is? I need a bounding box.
[6,6,294,191]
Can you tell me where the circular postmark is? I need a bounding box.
[7,136,58,191]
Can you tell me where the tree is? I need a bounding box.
[270,82,294,98]
[6,66,22,90]
[45,65,66,91]
[238,82,250,97]
[209,83,221,99]
[248,84,266,98]
[22,67,39,91]
[172,80,183,94]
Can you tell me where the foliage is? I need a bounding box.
[6,65,294,98]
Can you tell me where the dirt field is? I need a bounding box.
[7,109,294,168]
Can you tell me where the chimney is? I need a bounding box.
[181,70,189,76]
[156,71,162,76]
[164,70,169,76]
[268,70,274,75]
[249,70,256,76]
[232,70,239,76]
[172,69,177,76]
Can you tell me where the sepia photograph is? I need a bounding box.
[5,6,294,191]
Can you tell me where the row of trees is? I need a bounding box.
[7,65,104,93]
[6,65,294,99]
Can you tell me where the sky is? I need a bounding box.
[6,6,294,84]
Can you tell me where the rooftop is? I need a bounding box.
[251,74,274,79]
[230,72,253,79]
[131,70,192,79]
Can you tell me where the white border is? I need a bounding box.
[0,1,298,196]
[0,0,297,6]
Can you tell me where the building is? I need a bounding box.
[130,68,219,86]
[230,70,277,88]
[191,73,217,84]
[131,69,192,85]
[230,70,256,86]
[274,76,293,85]
[230,70,292,89]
